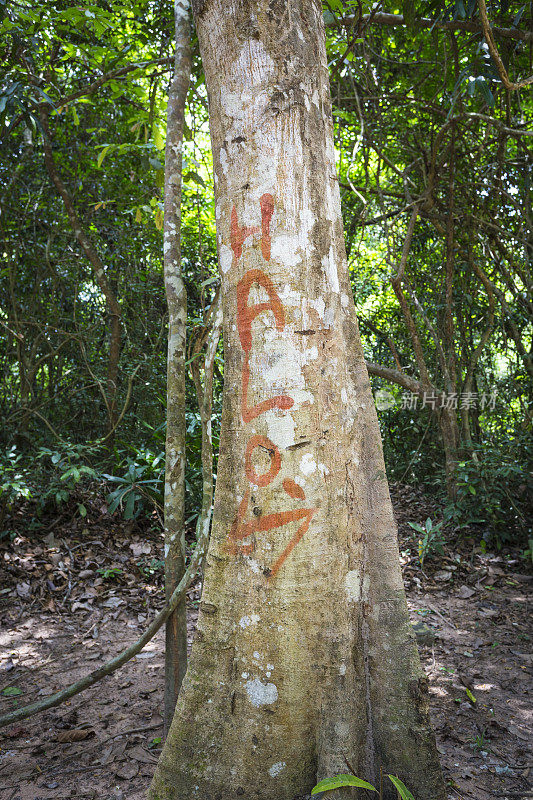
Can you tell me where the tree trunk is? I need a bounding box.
[149,2,445,799]
[163,0,193,734]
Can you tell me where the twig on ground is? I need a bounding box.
[425,603,458,630]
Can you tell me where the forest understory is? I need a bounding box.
[0,485,530,800]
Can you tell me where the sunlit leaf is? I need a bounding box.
[97,145,112,168]
[311,775,377,795]
[388,775,415,800]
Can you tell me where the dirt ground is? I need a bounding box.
[0,485,531,800]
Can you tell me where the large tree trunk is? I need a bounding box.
[149,2,445,799]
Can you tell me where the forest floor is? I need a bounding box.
[0,485,531,800]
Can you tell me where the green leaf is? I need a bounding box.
[184,170,206,188]
[2,686,23,697]
[475,76,494,108]
[124,491,136,519]
[97,145,112,168]
[311,775,377,795]
[200,275,218,287]
[465,686,477,704]
[388,775,415,800]
[152,125,164,151]
[408,522,424,534]
[107,494,122,514]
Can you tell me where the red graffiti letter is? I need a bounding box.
[230,193,274,264]
[237,269,294,423]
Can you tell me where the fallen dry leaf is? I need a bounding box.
[55,728,94,743]
[115,760,139,779]
[456,585,476,599]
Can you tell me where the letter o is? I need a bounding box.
[245,435,281,487]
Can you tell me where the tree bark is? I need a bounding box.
[163,0,193,735]
[149,3,445,799]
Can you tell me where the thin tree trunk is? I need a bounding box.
[149,3,445,799]
[163,0,193,735]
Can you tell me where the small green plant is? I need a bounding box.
[96,566,123,580]
[312,772,414,799]
[407,517,445,566]
[1,686,23,697]
[439,665,455,674]
[523,538,533,565]
[37,444,98,515]
[104,455,164,520]
[470,729,489,752]
[138,557,164,577]
[0,447,32,533]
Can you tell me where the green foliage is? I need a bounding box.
[96,566,123,580]
[311,772,416,799]
[387,776,415,800]
[1,686,23,697]
[311,775,376,794]
[36,444,98,514]
[138,557,164,577]
[522,538,533,566]
[104,454,164,520]
[408,518,446,566]
[0,447,32,533]
[444,434,533,543]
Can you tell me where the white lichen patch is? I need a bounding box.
[334,721,350,737]
[308,296,325,319]
[239,613,260,629]
[302,345,318,363]
[300,453,317,476]
[218,244,233,274]
[219,148,228,174]
[264,409,296,449]
[345,569,370,602]
[268,761,286,778]
[322,245,340,293]
[245,678,278,708]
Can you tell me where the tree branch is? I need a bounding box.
[365,361,445,402]
[477,0,533,89]
[339,11,533,45]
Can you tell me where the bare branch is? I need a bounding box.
[477,0,533,90]
[338,11,533,45]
